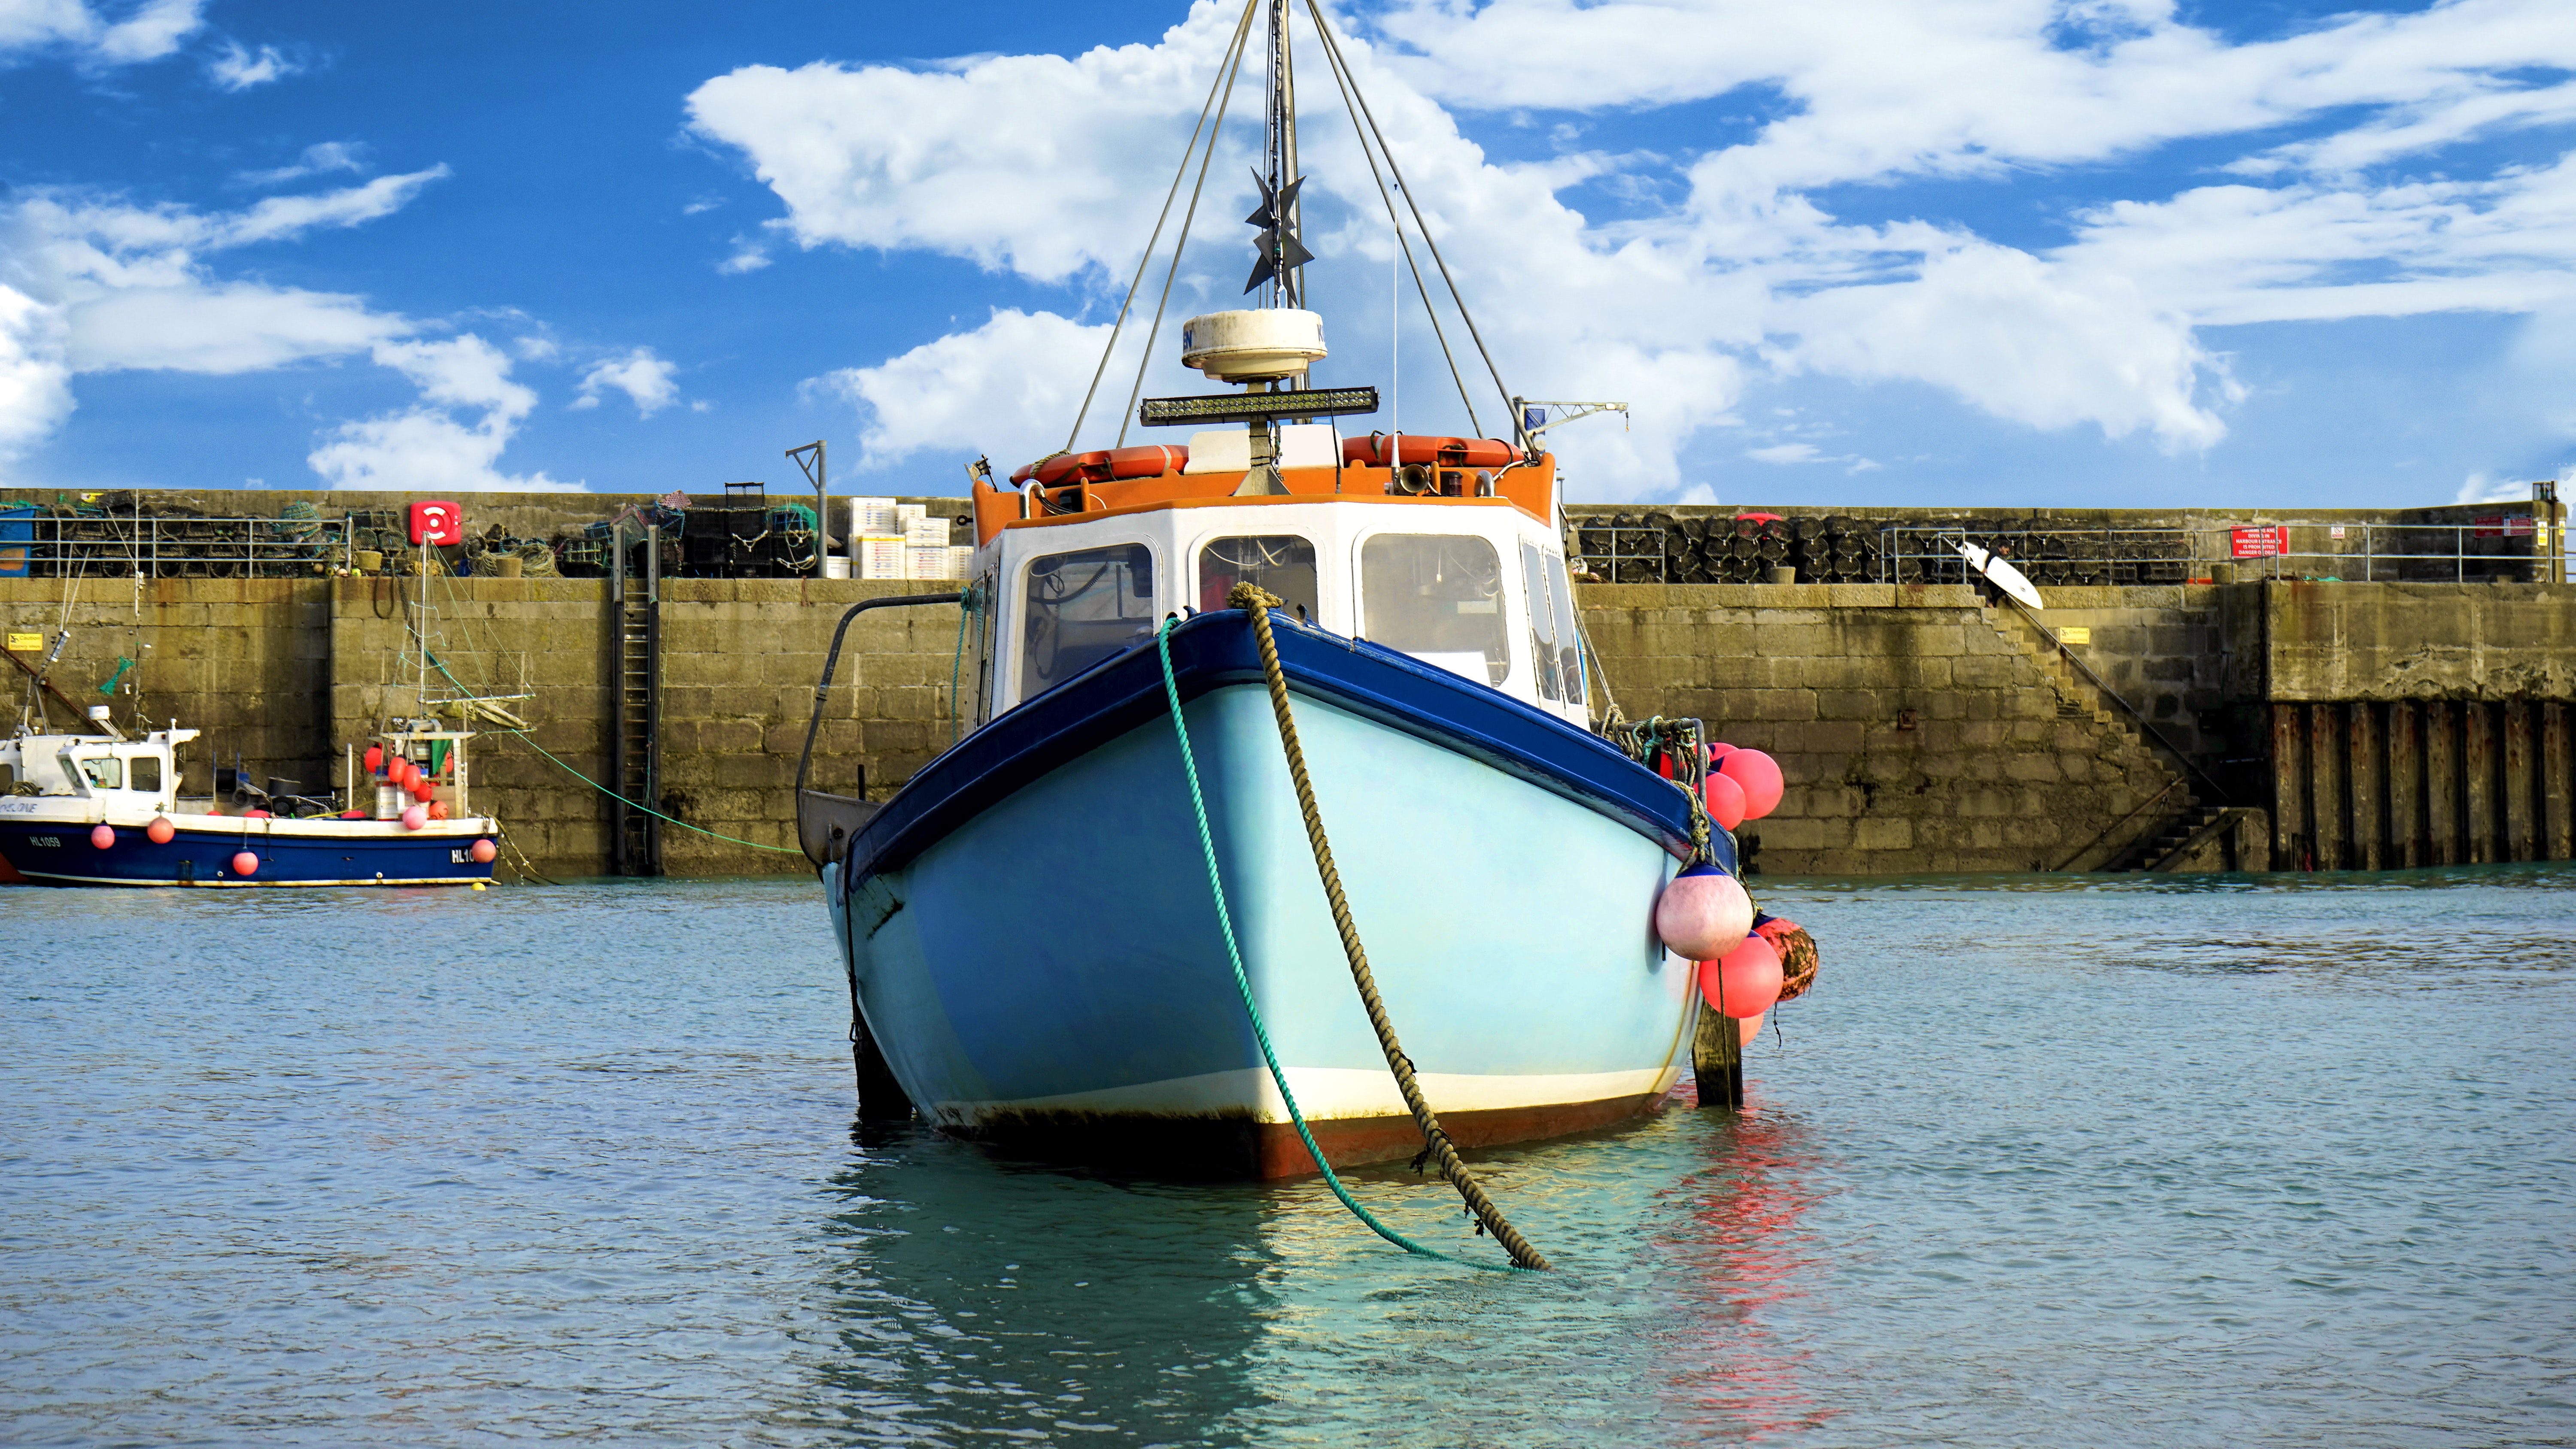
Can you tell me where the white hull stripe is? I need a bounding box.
[933,1064,1683,1127]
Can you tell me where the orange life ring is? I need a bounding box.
[1341,434,1516,469]
[1013,445,1187,487]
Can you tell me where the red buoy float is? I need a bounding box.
[90,823,115,849]
[146,817,176,845]
[470,838,498,864]
[1700,934,1783,1018]
[1654,863,1754,960]
[231,851,258,877]
[363,745,383,774]
[1704,770,1747,831]
[426,800,450,821]
[1718,748,1784,820]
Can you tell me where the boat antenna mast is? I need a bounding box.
[1245,0,1310,318]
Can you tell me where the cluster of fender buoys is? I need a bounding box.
[1648,740,1823,1022]
[1657,742,1783,831]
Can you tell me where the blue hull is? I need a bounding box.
[0,819,496,887]
[826,610,1725,1177]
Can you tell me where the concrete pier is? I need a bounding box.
[5,522,2571,878]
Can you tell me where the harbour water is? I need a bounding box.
[5,871,2570,1446]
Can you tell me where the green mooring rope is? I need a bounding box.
[1155,618,1520,1273]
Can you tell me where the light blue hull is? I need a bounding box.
[831,684,1695,1175]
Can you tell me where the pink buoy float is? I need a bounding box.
[401,804,428,830]
[1717,748,1784,820]
[146,817,176,845]
[1654,863,1754,961]
[89,823,115,849]
[1700,934,1783,1018]
[470,838,498,864]
[231,851,258,877]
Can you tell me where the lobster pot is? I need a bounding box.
[856,535,908,580]
[848,497,898,541]
[908,545,959,580]
[904,515,950,548]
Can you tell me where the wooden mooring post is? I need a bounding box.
[1692,1003,1744,1110]
[2389,700,2423,869]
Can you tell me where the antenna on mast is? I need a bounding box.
[1244,0,1310,308]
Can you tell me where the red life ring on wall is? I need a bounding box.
[1341,434,1516,469]
[1011,446,1188,486]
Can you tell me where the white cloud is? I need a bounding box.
[237,141,365,188]
[692,0,2576,499]
[2452,471,2528,505]
[206,37,294,90]
[0,283,73,465]
[0,0,204,67]
[810,307,1108,468]
[685,6,1245,285]
[65,283,407,373]
[716,239,770,274]
[572,348,681,416]
[308,336,569,492]
[1746,443,1818,464]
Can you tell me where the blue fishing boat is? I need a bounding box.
[0,723,500,887]
[797,0,1777,1198]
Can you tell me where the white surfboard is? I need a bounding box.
[1955,542,2046,610]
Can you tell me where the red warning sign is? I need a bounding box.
[2231,526,2288,558]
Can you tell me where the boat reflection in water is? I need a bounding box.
[1649,1099,1842,1440]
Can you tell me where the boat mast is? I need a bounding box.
[1265,0,1299,312]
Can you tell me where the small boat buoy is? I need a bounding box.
[470,880,486,890]
[1717,748,1784,819]
[90,823,115,849]
[401,804,428,830]
[146,816,176,845]
[470,838,497,863]
[242,809,270,820]
[1704,771,1747,831]
[426,800,450,821]
[1701,934,1783,1018]
[364,745,384,774]
[231,851,259,877]
[1655,863,1753,960]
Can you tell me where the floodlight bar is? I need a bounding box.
[1138,385,1380,428]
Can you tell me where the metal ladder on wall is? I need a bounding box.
[608,521,662,876]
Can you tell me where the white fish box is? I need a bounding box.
[908,545,958,580]
[904,516,950,548]
[848,497,898,538]
[948,545,976,579]
[855,535,908,579]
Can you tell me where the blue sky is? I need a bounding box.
[2,0,2570,509]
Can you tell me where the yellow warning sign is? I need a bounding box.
[2060,626,2092,645]
[6,632,42,652]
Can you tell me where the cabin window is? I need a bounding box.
[1360,534,1508,685]
[1020,544,1156,698]
[1200,535,1318,617]
[129,756,162,792]
[1519,541,1563,702]
[81,757,124,789]
[1548,553,1586,707]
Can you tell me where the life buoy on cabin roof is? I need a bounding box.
[1009,446,1188,486]
[1341,434,1516,468]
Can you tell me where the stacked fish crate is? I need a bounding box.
[847,499,972,581]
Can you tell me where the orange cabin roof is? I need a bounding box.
[970,455,1557,547]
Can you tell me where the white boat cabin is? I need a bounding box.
[966,493,1589,730]
[0,729,190,810]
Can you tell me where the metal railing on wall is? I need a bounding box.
[1567,512,2568,588]
[0,513,352,579]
